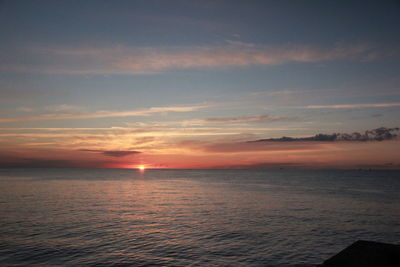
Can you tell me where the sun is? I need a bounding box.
[137,165,146,171]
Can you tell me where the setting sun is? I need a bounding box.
[137,165,146,171]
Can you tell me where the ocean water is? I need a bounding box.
[0,169,399,266]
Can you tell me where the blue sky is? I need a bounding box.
[0,0,399,168]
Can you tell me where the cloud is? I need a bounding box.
[250,127,399,143]
[131,136,156,145]
[202,114,294,123]
[173,127,399,154]
[205,142,323,153]
[306,102,400,109]
[0,158,81,168]
[0,42,381,74]
[0,104,207,123]
[251,89,319,97]
[181,114,296,126]
[79,149,141,157]
[176,139,328,153]
[0,155,133,168]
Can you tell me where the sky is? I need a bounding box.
[0,0,400,169]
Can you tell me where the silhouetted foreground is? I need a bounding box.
[322,240,400,267]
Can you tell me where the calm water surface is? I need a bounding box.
[0,169,399,266]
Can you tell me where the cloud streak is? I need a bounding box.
[203,114,294,123]
[1,42,380,74]
[0,104,207,123]
[306,102,400,109]
[182,114,295,125]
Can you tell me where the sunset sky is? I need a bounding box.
[1,0,400,169]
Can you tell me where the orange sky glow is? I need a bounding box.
[1,136,399,169]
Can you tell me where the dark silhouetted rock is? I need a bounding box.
[323,240,400,267]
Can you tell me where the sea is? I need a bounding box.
[0,168,399,266]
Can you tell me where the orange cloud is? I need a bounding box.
[0,104,207,123]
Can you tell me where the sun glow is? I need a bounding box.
[137,165,146,171]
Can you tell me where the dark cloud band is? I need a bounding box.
[79,149,141,157]
[249,127,399,143]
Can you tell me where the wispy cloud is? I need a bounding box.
[203,114,294,123]
[0,104,207,123]
[182,114,295,125]
[306,102,400,109]
[1,42,381,74]
[251,89,320,97]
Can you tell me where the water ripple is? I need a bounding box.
[1,169,399,266]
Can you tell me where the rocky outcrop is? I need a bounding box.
[322,240,400,267]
